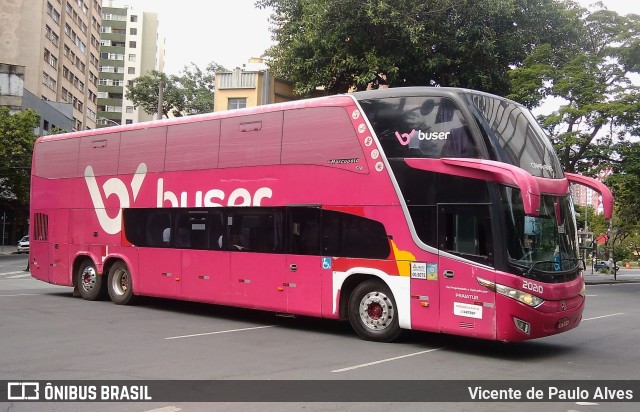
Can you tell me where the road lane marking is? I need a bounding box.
[165,325,277,340]
[583,313,624,321]
[145,407,181,412]
[7,274,31,279]
[0,293,44,297]
[0,271,29,277]
[331,347,445,373]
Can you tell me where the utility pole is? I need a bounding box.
[1,212,5,253]
[157,79,164,120]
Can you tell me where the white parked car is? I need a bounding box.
[17,236,29,253]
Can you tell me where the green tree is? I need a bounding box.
[257,0,578,95]
[174,62,225,115]
[125,70,180,118]
[508,3,640,174]
[125,62,225,117]
[0,107,40,206]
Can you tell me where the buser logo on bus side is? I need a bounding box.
[85,163,273,235]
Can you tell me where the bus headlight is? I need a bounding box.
[477,277,544,308]
[496,284,544,308]
[579,282,586,298]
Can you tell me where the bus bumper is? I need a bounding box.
[496,294,585,342]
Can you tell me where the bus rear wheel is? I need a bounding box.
[348,279,401,342]
[108,261,135,305]
[77,259,104,301]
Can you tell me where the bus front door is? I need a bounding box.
[437,204,497,340]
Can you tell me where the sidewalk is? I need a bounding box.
[0,246,18,255]
[584,268,640,285]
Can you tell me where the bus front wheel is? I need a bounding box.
[77,259,104,301]
[348,279,401,342]
[107,261,135,305]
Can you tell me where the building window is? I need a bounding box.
[130,15,138,22]
[228,98,247,110]
[126,106,134,114]
[125,119,133,124]
[129,28,137,35]
[128,67,135,75]
[129,41,137,48]
[128,54,136,62]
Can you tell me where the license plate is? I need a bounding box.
[556,317,570,329]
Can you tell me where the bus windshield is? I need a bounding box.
[501,186,580,274]
[465,92,563,179]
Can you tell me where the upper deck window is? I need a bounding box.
[358,96,479,159]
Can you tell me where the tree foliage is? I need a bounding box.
[125,62,226,117]
[257,0,577,96]
[0,107,40,205]
[508,3,640,174]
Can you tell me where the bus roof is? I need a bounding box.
[36,93,357,143]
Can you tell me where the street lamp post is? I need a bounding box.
[609,227,620,280]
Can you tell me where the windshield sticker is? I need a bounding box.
[427,263,438,280]
[351,109,360,120]
[394,129,450,145]
[411,262,427,279]
[371,149,380,160]
[364,136,373,147]
[375,162,384,172]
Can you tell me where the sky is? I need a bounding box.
[106,0,275,75]
[110,0,639,76]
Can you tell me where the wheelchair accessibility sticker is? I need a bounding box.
[322,257,332,270]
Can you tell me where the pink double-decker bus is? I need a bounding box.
[29,87,613,342]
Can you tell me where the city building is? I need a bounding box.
[98,1,164,127]
[0,0,102,131]
[214,58,297,112]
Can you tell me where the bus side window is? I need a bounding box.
[288,207,321,255]
[228,208,284,253]
[321,210,390,259]
[146,211,171,247]
[175,210,210,249]
[208,211,225,250]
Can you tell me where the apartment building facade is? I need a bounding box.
[0,0,102,131]
[98,3,164,127]
[214,59,297,112]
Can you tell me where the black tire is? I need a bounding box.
[77,259,105,301]
[348,279,402,342]
[107,261,135,305]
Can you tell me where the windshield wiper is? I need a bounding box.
[525,258,583,277]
